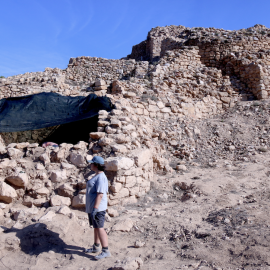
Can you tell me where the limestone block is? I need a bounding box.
[0,182,17,203]
[39,153,50,165]
[90,132,106,140]
[94,85,107,90]
[6,170,29,187]
[13,208,39,221]
[39,211,56,222]
[58,183,74,198]
[115,176,126,183]
[95,79,106,86]
[105,157,134,171]
[72,194,86,208]
[33,197,47,207]
[15,142,29,149]
[112,218,134,232]
[99,110,109,117]
[36,187,50,196]
[161,107,171,113]
[112,144,127,153]
[36,163,45,170]
[0,146,7,155]
[109,182,122,193]
[122,169,135,176]
[7,148,23,159]
[135,108,144,115]
[111,109,123,116]
[111,119,122,128]
[56,144,73,161]
[220,97,231,104]
[98,120,110,127]
[107,208,119,217]
[156,101,165,109]
[132,149,152,167]
[105,126,117,134]
[69,152,85,167]
[108,198,120,206]
[129,186,140,197]
[125,176,137,188]
[61,162,76,170]
[50,195,71,206]
[135,168,143,176]
[49,170,67,183]
[97,127,105,132]
[148,105,159,112]
[112,257,143,270]
[73,141,88,150]
[57,205,71,216]
[124,92,136,98]
[98,137,114,146]
[143,109,149,116]
[0,203,6,209]
[114,134,129,144]
[110,188,129,200]
[176,165,187,171]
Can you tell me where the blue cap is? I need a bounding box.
[87,156,104,165]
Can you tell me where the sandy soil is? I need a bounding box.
[1,151,270,270]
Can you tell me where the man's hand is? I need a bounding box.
[91,208,98,221]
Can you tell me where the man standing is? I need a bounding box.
[84,156,111,260]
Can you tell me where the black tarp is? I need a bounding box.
[0,92,114,132]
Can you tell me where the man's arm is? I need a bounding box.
[94,192,103,209]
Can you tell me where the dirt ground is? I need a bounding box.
[1,150,270,270]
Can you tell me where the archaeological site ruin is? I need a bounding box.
[1,24,270,208]
[2,24,270,269]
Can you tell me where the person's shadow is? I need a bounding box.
[2,223,96,260]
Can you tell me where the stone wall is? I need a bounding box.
[128,24,270,100]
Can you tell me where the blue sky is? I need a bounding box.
[1,0,270,77]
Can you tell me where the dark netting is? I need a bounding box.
[0,92,114,132]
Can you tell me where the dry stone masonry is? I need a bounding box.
[1,24,270,210]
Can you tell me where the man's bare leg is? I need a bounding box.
[94,228,101,244]
[96,228,108,247]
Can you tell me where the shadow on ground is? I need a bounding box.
[2,223,97,260]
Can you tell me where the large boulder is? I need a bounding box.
[0,182,17,203]
[50,195,71,206]
[105,157,134,171]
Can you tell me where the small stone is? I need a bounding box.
[176,165,187,171]
[107,208,119,217]
[134,240,145,248]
